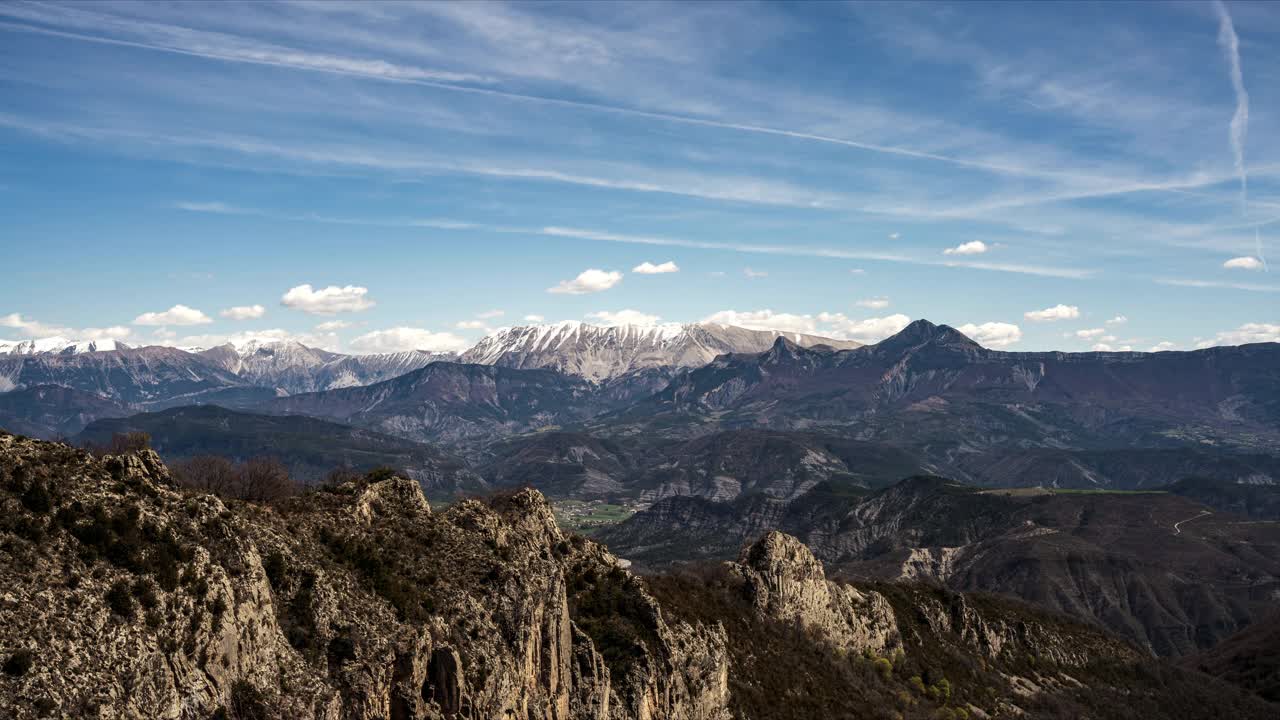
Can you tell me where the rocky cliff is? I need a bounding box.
[0,432,730,719]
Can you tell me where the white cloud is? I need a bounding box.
[819,313,913,343]
[281,284,376,315]
[1024,304,1080,322]
[703,309,818,334]
[743,267,768,279]
[1074,328,1106,339]
[1196,322,1280,348]
[888,232,900,240]
[1106,315,1128,325]
[476,309,505,319]
[856,297,890,310]
[220,304,265,320]
[524,314,545,323]
[943,240,989,256]
[82,326,133,341]
[133,304,213,326]
[587,309,663,326]
[547,269,623,295]
[703,309,909,343]
[1224,256,1264,270]
[957,322,1022,348]
[709,271,727,277]
[536,226,1090,279]
[315,320,351,331]
[455,320,489,330]
[349,327,470,353]
[1092,343,1114,352]
[1149,341,1178,352]
[849,268,866,275]
[1,312,69,337]
[632,261,679,274]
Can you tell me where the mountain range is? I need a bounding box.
[4,320,1279,491]
[459,321,861,381]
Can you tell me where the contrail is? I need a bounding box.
[1214,1,1266,271]
[1214,0,1250,211]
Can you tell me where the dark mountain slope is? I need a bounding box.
[0,346,251,406]
[1164,477,1280,520]
[949,446,1280,489]
[75,405,481,492]
[0,385,131,438]
[477,431,637,497]
[601,477,1280,657]
[258,361,599,448]
[1186,611,1280,703]
[619,321,1280,456]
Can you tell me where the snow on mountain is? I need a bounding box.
[196,340,456,395]
[459,321,862,381]
[0,337,130,355]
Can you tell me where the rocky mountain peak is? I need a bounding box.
[873,319,982,354]
[733,531,901,655]
[460,321,860,381]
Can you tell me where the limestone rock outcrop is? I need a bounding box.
[730,531,900,656]
[0,432,732,720]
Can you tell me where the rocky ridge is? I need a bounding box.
[0,432,730,719]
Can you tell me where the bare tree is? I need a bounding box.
[172,455,238,496]
[85,431,152,458]
[234,457,297,504]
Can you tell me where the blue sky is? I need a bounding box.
[2,0,1278,353]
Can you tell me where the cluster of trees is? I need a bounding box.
[83,432,404,506]
[171,455,298,504]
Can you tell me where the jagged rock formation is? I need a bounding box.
[461,322,860,382]
[731,531,900,655]
[0,432,731,719]
[602,476,1280,658]
[645,530,1275,719]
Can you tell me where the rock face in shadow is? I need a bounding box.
[0,432,730,719]
[730,531,900,656]
[602,477,1280,658]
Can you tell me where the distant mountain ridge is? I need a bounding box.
[460,321,862,381]
[624,319,1280,452]
[195,340,455,394]
[600,474,1280,658]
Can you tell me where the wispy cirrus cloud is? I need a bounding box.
[1212,0,1249,210]
[1155,277,1280,293]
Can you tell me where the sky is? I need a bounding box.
[2,0,1279,354]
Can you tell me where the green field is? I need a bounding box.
[552,500,637,534]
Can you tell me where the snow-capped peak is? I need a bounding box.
[0,337,130,355]
[459,321,860,381]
